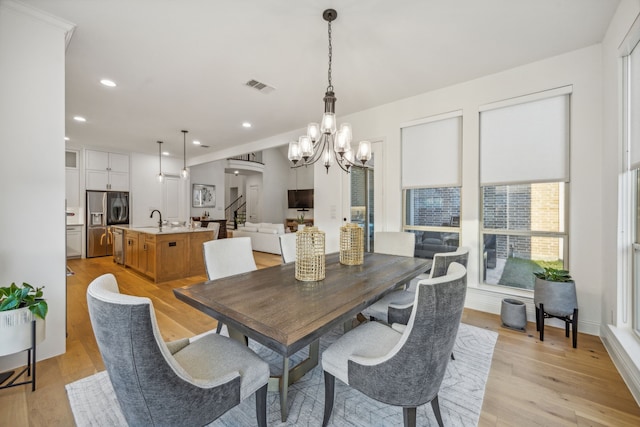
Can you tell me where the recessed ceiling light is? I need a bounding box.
[162,151,170,156]
[100,79,116,87]
[193,140,201,145]
[64,136,70,141]
[242,122,252,128]
[73,116,86,122]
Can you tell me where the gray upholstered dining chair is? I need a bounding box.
[279,233,297,264]
[373,231,416,257]
[363,247,469,324]
[321,262,468,427]
[206,221,221,239]
[86,273,269,427]
[203,237,257,333]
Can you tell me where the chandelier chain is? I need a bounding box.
[327,19,333,91]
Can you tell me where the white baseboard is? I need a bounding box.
[465,287,600,336]
[600,325,640,406]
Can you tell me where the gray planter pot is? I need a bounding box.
[533,278,577,317]
[501,298,527,331]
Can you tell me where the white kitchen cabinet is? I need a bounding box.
[85,149,130,191]
[66,225,82,258]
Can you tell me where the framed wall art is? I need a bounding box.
[192,184,216,208]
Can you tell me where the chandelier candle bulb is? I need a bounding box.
[340,223,364,265]
[295,226,326,281]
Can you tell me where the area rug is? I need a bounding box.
[66,323,497,426]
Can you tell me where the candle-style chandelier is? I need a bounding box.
[287,9,371,174]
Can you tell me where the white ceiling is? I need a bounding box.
[22,0,619,163]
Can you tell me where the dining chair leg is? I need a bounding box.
[403,407,417,427]
[430,395,444,427]
[322,371,335,427]
[215,322,222,334]
[255,384,267,427]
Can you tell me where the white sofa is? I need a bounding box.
[233,222,286,255]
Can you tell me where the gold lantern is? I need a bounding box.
[295,226,326,281]
[339,223,364,265]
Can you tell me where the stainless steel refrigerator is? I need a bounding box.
[86,191,130,258]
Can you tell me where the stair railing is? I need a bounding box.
[225,195,243,223]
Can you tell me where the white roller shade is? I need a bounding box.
[401,113,461,188]
[480,90,570,185]
[630,41,640,170]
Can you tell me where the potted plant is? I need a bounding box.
[0,282,47,357]
[296,213,306,231]
[533,267,578,347]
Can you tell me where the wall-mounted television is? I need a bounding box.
[288,189,314,210]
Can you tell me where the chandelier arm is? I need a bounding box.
[292,136,329,168]
[333,150,351,173]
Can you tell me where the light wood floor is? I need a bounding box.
[1,254,639,426]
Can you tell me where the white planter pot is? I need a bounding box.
[297,224,305,231]
[0,307,46,357]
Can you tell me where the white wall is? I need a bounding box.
[261,147,290,224]
[189,160,226,220]
[130,152,188,226]
[0,1,74,370]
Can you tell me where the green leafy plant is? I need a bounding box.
[533,267,572,283]
[297,213,305,224]
[0,282,48,319]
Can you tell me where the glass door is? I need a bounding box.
[350,157,374,252]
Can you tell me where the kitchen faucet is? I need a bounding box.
[150,210,162,230]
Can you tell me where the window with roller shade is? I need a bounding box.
[480,87,570,290]
[401,111,462,259]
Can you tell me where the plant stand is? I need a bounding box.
[0,320,37,391]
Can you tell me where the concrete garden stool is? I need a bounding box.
[500,298,527,331]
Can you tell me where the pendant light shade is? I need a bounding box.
[156,141,164,183]
[180,130,189,179]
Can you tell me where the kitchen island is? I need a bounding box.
[116,226,214,283]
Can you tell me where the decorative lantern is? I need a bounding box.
[295,226,326,281]
[340,223,363,265]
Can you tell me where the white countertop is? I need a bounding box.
[114,225,213,235]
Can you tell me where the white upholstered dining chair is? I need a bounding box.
[202,237,257,332]
[279,233,297,264]
[373,231,416,257]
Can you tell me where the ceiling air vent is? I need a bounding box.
[200,145,210,148]
[245,79,275,94]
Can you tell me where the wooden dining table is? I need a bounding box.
[173,251,431,422]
